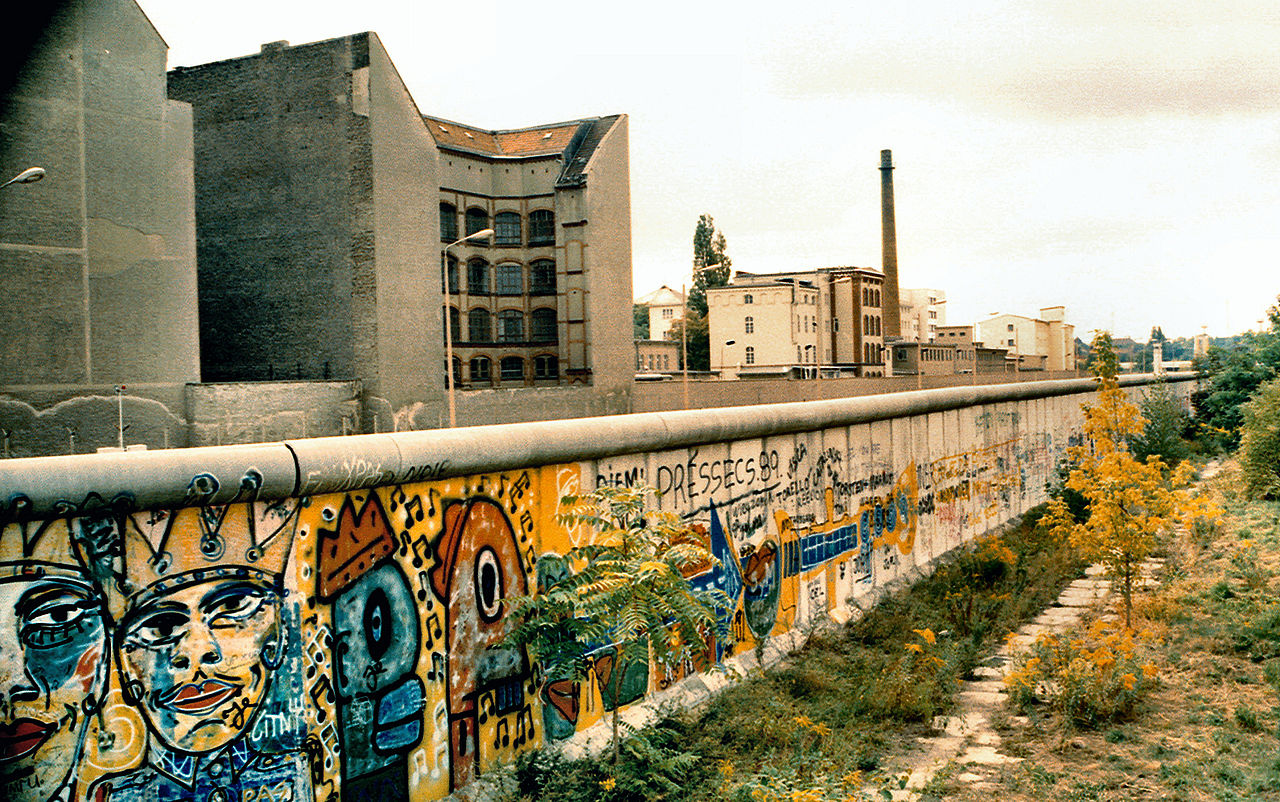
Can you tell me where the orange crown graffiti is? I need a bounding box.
[119,499,300,608]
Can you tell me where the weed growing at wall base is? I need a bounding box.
[509,504,1085,801]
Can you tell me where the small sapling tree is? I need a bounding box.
[1045,331,1196,628]
[501,483,726,761]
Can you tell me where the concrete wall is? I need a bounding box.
[0,376,1191,801]
[185,380,362,446]
[1,0,198,387]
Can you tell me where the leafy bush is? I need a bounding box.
[1006,619,1160,727]
[1130,379,1193,466]
[1239,378,1280,500]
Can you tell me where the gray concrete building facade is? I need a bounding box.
[1,0,198,388]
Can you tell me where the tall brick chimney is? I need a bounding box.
[880,149,901,339]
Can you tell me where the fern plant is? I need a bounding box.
[502,483,727,761]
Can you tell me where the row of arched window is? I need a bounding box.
[441,204,555,246]
[863,314,882,336]
[449,354,559,384]
[447,307,557,344]
[445,258,556,296]
[862,287,882,307]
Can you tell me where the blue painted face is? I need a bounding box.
[0,575,107,801]
[118,578,281,754]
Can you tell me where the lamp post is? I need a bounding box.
[116,385,126,450]
[442,227,493,427]
[721,339,736,377]
[0,166,44,189]
[681,260,725,408]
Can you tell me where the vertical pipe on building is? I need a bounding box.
[880,150,901,339]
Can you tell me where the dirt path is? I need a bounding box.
[883,461,1221,800]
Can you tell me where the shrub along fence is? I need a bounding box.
[0,375,1192,802]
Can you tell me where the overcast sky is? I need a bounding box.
[137,0,1279,341]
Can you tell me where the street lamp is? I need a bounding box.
[442,227,493,427]
[1,166,44,189]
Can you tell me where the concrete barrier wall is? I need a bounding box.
[0,376,1192,802]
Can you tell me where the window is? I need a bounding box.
[445,255,459,293]
[500,356,525,381]
[743,294,753,304]
[797,346,802,362]
[1007,338,1015,346]
[661,308,673,319]
[468,308,491,342]
[499,310,524,342]
[448,356,462,385]
[470,356,491,382]
[494,212,521,246]
[928,310,937,319]
[663,354,670,370]
[874,289,880,307]
[496,263,523,295]
[1007,324,1015,331]
[468,259,489,294]
[465,207,489,238]
[528,209,555,245]
[445,306,460,341]
[529,259,556,294]
[531,308,557,342]
[744,316,754,334]
[534,354,559,379]
[745,346,755,364]
[833,318,839,332]
[440,202,457,242]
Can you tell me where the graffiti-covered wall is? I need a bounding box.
[0,377,1192,801]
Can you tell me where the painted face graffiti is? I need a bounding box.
[118,578,282,754]
[0,575,107,802]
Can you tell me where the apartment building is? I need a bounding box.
[431,113,632,390]
[705,267,887,377]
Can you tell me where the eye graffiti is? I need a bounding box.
[317,493,423,802]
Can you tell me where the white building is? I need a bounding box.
[635,285,686,341]
[899,288,947,342]
[705,268,887,378]
[976,307,1076,372]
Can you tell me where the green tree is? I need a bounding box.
[665,313,709,372]
[501,484,725,761]
[1192,294,1280,451]
[633,303,650,340]
[1240,377,1280,500]
[1130,379,1192,467]
[685,214,731,318]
